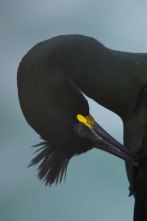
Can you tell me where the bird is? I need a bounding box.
[17,34,147,220]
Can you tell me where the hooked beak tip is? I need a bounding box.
[93,122,139,167]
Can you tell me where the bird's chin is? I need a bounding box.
[93,122,139,167]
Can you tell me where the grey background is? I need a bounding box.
[1,0,147,220]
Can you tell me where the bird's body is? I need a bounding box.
[17,34,147,220]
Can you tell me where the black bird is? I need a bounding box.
[17,35,146,219]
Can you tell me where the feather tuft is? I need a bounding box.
[29,138,74,185]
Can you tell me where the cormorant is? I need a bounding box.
[17,35,147,220]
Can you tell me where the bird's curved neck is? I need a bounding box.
[73,46,147,118]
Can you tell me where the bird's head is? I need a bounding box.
[27,79,138,185]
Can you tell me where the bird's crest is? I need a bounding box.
[29,139,76,186]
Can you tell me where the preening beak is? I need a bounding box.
[93,122,139,167]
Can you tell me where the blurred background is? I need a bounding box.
[1,0,147,220]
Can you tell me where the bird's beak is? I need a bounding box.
[93,122,139,167]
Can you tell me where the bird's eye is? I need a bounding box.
[77,126,84,135]
[74,124,85,137]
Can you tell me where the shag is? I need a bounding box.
[17,35,147,220]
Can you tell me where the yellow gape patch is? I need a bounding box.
[77,114,95,131]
